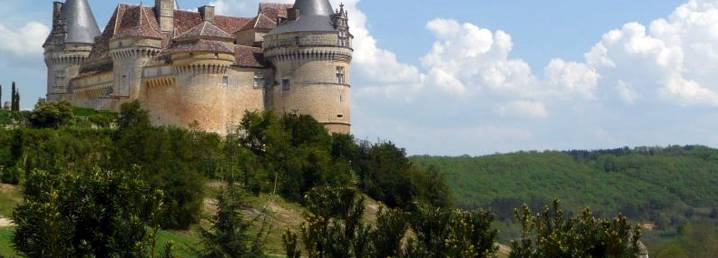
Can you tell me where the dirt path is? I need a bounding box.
[0,216,13,228]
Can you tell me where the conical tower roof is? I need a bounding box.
[270,0,336,34]
[293,0,333,16]
[62,0,101,44]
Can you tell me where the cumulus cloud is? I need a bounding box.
[0,21,49,57]
[497,100,549,119]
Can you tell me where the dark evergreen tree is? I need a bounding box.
[200,183,268,258]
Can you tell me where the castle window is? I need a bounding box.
[336,67,346,84]
[253,74,265,89]
[54,71,65,88]
[337,114,344,118]
[282,79,291,91]
[222,76,229,87]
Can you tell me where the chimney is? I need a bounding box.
[199,5,215,23]
[52,2,64,27]
[287,8,300,21]
[155,0,175,33]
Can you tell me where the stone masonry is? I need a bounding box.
[44,0,353,134]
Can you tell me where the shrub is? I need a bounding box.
[28,100,74,129]
[13,169,164,258]
[509,200,642,258]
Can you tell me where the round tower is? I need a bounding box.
[263,0,353,134]
[108,5,164,107]
[44,0,101,101]
[167,5,237,133]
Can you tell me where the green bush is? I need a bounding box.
[13,169,164,258]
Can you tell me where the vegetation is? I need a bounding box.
[284,186,497,258]
[13,169,164,258]
[0,100,655,257]
[510,200,642,258]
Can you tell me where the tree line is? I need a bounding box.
[0,100,645,257]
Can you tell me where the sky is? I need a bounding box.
[2,0,718,155]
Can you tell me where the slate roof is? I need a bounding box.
[62,0,102,44]
[270,0,337,34]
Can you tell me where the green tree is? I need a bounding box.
[200,183,268,258]
[13,168,164,258]
[28,100,74,128]
[406,205,497,258]
[509,200,642,258]
[10,82,19,112]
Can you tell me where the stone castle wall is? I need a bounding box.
[264,32,352,134]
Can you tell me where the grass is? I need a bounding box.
[155,229,202,257]
[0,227,16,258]
[0,184,21,218]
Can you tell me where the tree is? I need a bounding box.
[200,183,268,258]
[284,187,372,258]
[28,100,74,128]
[10,82,19,112]
[509,200,642,258]
[406,205,497,258]
[13,168,164,258]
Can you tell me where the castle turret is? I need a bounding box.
[263,0,353,134]
[44,0,101,101]
[109,5,163,105]
[167,5,237,133]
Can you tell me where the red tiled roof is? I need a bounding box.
[239,13,277,32]
[175,21,234,41]
[82,3,289,71]
[258,3,291,21]
[115,6,163,39]
[235,45,267,68]
[168,39,234,54]
[173,10,251,35]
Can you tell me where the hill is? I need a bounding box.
[412,146,718,221]
[412,146,718,257]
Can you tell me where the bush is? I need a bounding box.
[0,166,22,185]
[28,100,74,129]
[509,200,643,258]
[13,169,164,258]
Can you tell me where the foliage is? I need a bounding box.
[406,205,497,258]
[28,100,74,129]
[200,183,268,258]
[9,82,19,112]
[509,200,642,258]
[12,168,164,258]
[412,146,718,227]
[284,186,495,258]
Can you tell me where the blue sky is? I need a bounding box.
[1,0,718,155]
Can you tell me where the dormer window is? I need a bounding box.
[336,66,346,84]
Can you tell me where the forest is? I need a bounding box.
[0,100,651,257]
[412,147,718,257]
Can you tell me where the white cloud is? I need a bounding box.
[497,100,549,119]
[544,59,600,99]
[615,80,639,104]
[0,21,49,57]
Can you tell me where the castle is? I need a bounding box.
[44,0,353,134]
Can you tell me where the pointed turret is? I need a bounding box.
[62,0,101,44]
[271,0,336,34]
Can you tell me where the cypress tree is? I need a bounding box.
[0,84,3,109]
[11,82,19,111]
[10,82,16,112]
